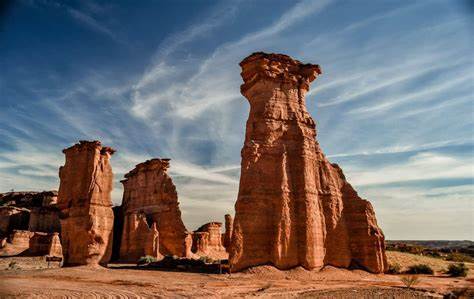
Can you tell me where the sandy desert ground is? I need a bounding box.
[1,252,473,298]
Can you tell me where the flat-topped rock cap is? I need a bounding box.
[62,140,116,155]
[240,52,321,71]
[239,52,322,94]
[122,158,171,180]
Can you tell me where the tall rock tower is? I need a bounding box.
[120,159,188,259]
[230,52,387,273]
[57,140,115,266]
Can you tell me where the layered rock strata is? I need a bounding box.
[230,52,387,273]
[120,159,188,259]
[0,230,62,258]
[192,222,227,259]
[0,191,60,237]
[0,230,33,256]
[29,232,63,257]
[57,141,115,266]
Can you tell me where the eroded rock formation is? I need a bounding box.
[223,214,233,252]
[120,159,188,259]
[0,191,60,238]
[0,191,62,258]
[29,232,63,257]
[57,140,115,266]
[120,212,161,262]
[230,52,387,273]
[192,222,227,259]
[0,230,63,258]
[0,207,29,238]
[0,230,33,256]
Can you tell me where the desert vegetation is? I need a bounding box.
[446,263,469,277]
[406,264,434,275]
[400,275,420,289]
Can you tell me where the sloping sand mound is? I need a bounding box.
[241,264,377,281]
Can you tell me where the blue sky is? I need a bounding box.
[1,0,472,239]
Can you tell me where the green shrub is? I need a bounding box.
[387,263,401,274]
[446,263,469,277]
[406,264,434,274]
[400,275,419,289]
[137,255,158,265]
[446,253,474,263]
[199,256,215,264]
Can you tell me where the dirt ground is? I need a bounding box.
[1,260,473,298]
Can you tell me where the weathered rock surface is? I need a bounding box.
[230,52,387,273]
[120,212,161,262]
[57,140,115,266]
[0,191,60,238]
[192,222,227,260]
[223,214,233,252]
[120,159,188,259]
[0,230,33,256]
[29,232,63,257]
[0,229,63,258]
[0,207,29,238]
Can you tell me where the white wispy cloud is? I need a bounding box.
[232,0,333,46]
[131,0,334,121]
[347,73,472,117]
[346,152,473,187]
[396,94,473,118]
[171,160,239,185]
[363,184,473,240]
[317,57,466,107]
[328,138,473,158]
[67,8,120,42]
[151,2,241,61]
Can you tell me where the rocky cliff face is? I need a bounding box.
[230,52,387,273]
[57,140,115,266]
[120,159,188,258]
[0,191,60,237]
